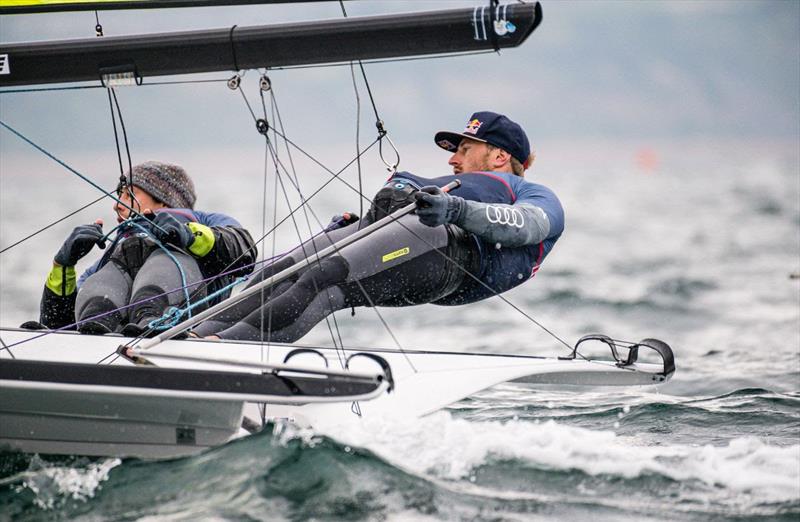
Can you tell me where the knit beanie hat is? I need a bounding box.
[127,161,196,209]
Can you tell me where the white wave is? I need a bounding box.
[14,456,120,510]
[313,412,800,503]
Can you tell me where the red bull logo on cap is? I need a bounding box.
[464,118,483,135]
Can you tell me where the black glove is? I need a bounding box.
[414,186,465,227]
[54,223,105,266]
[324,212,360,231]
[147,212,195,250]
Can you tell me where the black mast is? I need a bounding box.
[0,2,542,87]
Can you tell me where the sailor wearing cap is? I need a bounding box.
[397,110,564,303]
[193,111,564,343]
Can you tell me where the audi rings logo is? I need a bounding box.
[485,205,524,228]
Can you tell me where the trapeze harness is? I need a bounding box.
[194,171,561,343]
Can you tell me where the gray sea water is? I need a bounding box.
[0,136,797,521]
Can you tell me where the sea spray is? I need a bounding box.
[13,456,120,511]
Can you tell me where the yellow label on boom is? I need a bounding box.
[382,247,410,263]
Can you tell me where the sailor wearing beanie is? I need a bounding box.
[37,161,257,337]
[122,161,197,210]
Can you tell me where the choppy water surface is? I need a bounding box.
[0,140,798,521]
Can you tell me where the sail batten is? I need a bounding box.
[0,2,542,87]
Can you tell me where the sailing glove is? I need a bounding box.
[325,212,360,231]
[414,186,466,227]
[147,212,196,250]
[54,223,105,266]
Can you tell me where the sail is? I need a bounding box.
[0,2,542,87]
[0,0,333,15]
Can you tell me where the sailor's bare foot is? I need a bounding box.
[205,335,221,340]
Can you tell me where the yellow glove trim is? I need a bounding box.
[187,222,215,257]
[45,265,77,296]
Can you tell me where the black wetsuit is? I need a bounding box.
[192,170,564,342]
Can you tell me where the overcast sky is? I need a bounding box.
[0,0,798,324]
[1,0,797,154]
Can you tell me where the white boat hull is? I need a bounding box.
[0,327,674,459]
[1,385,244,459]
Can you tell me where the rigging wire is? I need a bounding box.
[106,87,142,216]
[108,133,386,349]
[264,89,347,358]
[106,89,126,179]
[0,120,173,256]
[0,52,496,96]
[256,83,348,364]
[93,10,103,37]
[0,194,107,254]
[338,0,398,175]
[0,78,226,96]
[2,58,577,362]
[348,63,364,219]
[259,91,275,358]
[245,124,578,356]
[0,85,103,94]
[0,121,140,218]
[0,335,14,359]
[95,76,413,368]
[5,90,574,361]
[261,138,414,371]
[109,87,133,181]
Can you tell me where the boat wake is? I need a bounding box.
[1,408,798,520]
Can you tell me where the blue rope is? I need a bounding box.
[147,276,247,330]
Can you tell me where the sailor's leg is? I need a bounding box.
[217,286,347,342]
[192,224,361,336]
[74,261,133,333]
[191,255,297,336]
[213,216,473,342]
[127,249,207,328]
[214,255,349,342]
[338,214,470,306]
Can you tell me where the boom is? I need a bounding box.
[0,2,542,87]
[2,0,338,15]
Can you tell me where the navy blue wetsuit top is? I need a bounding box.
[389,171,565,305]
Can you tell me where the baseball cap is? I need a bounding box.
[434,111,531,166]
